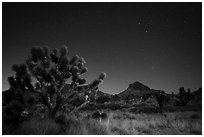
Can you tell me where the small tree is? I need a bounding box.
[171,92,175,97]
[175,87,191,106]
[6,46,106,119]
[154,90,169,113]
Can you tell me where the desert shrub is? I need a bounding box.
[10,118,60,135]
[80,103,128,111]
[190,113,200,119]
[130,105,159,114]
[163,105,177,112]
[96,95,110,104]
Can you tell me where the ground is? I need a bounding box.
[3,107,202,135]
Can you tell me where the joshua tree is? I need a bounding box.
[6,46,106,119]
[175,87,191,106]
[171,92,175,97]
[154,90,169,113]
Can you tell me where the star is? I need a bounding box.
[138,18,142,25]
[144,25,152,33]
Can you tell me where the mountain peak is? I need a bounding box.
[128,81,150,91]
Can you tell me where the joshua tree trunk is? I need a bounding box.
[159,103,163,113]
[50,97,63,118]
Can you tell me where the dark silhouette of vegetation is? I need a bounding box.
[96,95,110,104]
[154,90,170,113]
[175,87,192,106]
[171,92,175,97]
[4,46,106,122]
[91,111,108,120]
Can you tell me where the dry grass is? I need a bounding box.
[103,111,202,135]
[3,110,202,135]
[5,115,108,135]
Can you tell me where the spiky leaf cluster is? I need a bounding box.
[8,64,33,91]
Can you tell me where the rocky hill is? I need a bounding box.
[116,81,156,100]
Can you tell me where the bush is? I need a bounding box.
[175,87,192,106]
[190,113,200,119]
[11,118,60,135]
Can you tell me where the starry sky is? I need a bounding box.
[3,2,202,94]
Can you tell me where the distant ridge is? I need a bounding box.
[3,82,202,105]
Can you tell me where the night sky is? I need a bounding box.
[3,2,202,94]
